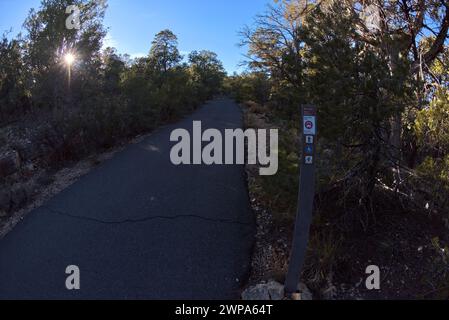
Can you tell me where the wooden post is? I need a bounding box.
[285,105,317,295]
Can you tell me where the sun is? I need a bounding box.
[64,53,76,66]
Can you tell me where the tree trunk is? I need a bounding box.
[391,112,402,162]
[387,44,403,164]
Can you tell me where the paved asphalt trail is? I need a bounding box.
[0,98,255,299]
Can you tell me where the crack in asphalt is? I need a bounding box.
[42,206,253,226]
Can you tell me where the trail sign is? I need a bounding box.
[285,105,317,295]
[305,145,313,155]
[305,156,313,165]
[303,117,316,135]
[305,136,314,144]
[303,106,317,136]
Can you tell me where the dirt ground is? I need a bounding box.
[246,168,449,300]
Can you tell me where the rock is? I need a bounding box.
[322,285,337,300]
[289,283,313,300]
[10,187,27,209]
[266,281,285,300]
[0,190,11,213]
[22,163,36,177]
[0,151,20,177]
[290,292,301,300]
[15,141,43,162]
[242,284,270,300]
[242,281,285,301]
[296,283,313,300]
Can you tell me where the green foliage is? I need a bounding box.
[301,3,414,204]
[102,47,126,94]
[414,155,449,220]
[149,29,182,73]
[1,0,226,169]
[0,34,29,120]
[224,72,271,104]
[237,2,415,224]
[260,124,300,223]
[189,50,226,101]
[236,1,449,291]
[415,88,449,156]
[23,0,107,110]
[412,89,449,219]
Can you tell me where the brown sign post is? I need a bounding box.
[285,105,317,295]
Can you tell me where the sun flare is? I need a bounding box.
[64,53,76,66]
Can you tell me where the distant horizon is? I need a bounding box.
[0,0,271,74]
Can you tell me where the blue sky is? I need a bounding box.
[0,0,271,73]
